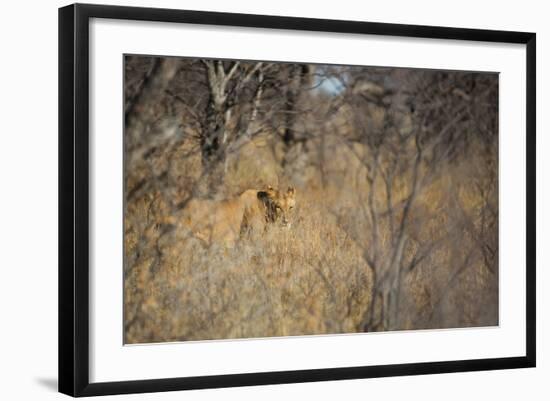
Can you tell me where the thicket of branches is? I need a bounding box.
[124,55,498,342]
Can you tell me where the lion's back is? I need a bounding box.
[182,190,260,245]
[239,190,266,234]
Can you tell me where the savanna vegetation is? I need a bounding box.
[124,55,498,343]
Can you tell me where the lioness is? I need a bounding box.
[182,186,296,246]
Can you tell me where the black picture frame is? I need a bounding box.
[58,3,536,397]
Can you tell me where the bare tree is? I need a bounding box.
[195,60,272,188]
[318,68,499,331]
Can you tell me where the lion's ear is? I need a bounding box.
[287,186,296,196]
[265,186,277,198]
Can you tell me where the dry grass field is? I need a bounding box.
[123,56,498,343]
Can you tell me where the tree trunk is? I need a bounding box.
[282,64,311,168]
[200,60,240,191]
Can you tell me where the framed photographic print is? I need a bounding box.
[58,3,536,397]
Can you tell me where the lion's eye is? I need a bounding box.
[289,206,294,210]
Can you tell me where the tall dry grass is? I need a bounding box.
[124,136,497,343]
[125,185,372,342]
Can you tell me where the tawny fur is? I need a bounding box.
[182,187,296,247]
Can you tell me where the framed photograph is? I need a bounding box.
[58,3,536,397]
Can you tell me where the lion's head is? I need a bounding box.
[258,186,296,228]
